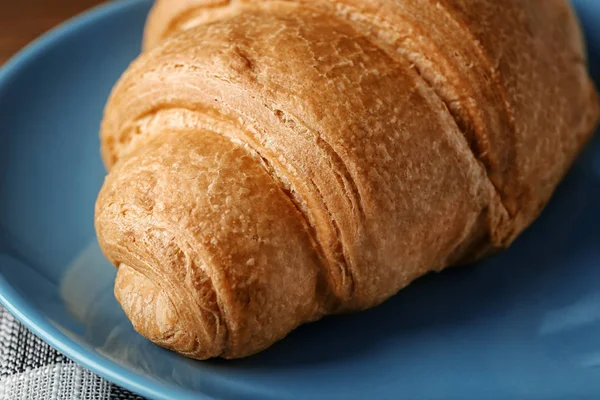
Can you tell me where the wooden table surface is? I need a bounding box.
[0,0,106,65]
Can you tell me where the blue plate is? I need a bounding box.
[1,0,600,399]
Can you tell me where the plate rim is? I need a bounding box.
[0,1,209,399]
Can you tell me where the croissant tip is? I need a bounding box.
[114,264,221,360]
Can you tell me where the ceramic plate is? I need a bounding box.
[1,0,600,399]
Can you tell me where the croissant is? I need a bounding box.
[95,0,599,359]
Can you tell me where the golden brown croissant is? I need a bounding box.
[95,0,599,359]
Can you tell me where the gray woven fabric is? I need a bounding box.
[0,306,145,400]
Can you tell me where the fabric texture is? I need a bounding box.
[0,306,145,400]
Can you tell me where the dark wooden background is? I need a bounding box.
[0,0,106,64]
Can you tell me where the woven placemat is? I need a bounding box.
[0,306,146,400]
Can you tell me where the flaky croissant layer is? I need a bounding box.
[95,0,599,359]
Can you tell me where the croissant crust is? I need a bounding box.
[95,0,599,359]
